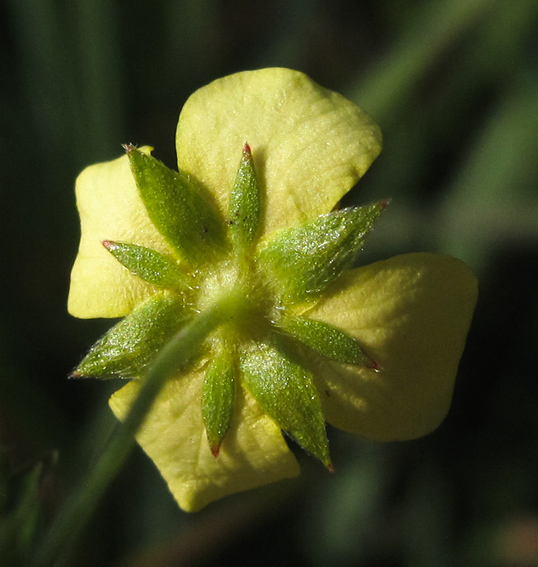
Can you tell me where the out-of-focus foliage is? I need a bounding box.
[1,0,537,565]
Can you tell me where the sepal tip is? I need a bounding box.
[122,143,137,154]
[379,199,390,209]
[211,445,221,458]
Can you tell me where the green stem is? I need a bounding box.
[32,297,233,567]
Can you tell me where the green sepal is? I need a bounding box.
[239,337,331,467]
[277,316,377,368]
[202,342,236,456]
[258,202,386,304]
[102,241,189,289]
[72,292,187,379]
[125,146,226,265]
[228,143,262,255]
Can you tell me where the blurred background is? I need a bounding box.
[1,0,538,565]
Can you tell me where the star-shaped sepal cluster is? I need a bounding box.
[73,143,387,467]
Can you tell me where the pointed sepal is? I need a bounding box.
[202,343,236,456]
[125,145,226,265]
[72,292,187,379]
[277,316,377,368]
[102,241,189,289]
[239,337,331,467]
[258,202,387,304]
[228,143,262,256]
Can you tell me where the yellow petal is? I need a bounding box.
[109,372,299,512]
[68,149,175,318]
[176,68,382,236]
[305,253,478,441]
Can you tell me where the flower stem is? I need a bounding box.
[32,297,233,567]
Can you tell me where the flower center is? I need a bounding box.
[192,257,274,340]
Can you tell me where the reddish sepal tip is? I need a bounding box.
[102,240,118,252]
[326,462,335,473]
[243,142,252,155]
[211,445,221,458]
[69,371,82,379]
[367,359,380,371]
[122,143,137,153]
[379,199,391,209]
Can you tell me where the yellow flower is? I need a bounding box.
[68,68,478,512]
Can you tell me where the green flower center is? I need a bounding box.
[192,257,274,339]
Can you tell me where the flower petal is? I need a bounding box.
[68,149,175,318]
[109,372,299,512]
[305,253,478,441]
[176,68,382,236]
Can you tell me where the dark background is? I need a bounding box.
[1,0,538,565]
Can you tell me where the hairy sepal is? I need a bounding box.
[228,143,262,256]
[239,337,330,467]
[202,343,236,456]
[102,241,189,289]
[73,292,187,379]
[126,147,226,266]
[258,202,386,304]
[277,316,376,367]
